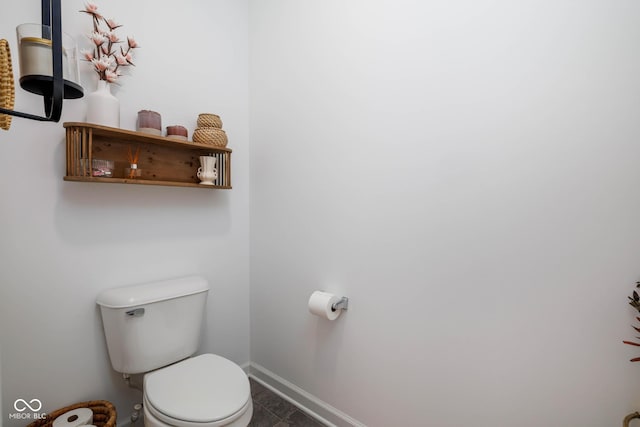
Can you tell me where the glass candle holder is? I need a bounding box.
[16,23,82,99]
[91,159,113,177]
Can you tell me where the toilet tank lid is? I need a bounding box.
[96,276,210,308]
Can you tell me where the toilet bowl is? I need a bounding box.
[142,354,253,427]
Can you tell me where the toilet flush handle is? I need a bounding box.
[125,308,145,317]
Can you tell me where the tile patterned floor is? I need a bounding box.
[248,378,326,427]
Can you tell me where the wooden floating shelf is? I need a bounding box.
[63,176,232,189]
[63,122,232,190]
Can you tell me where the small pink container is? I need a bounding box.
[166,125,188,140]
[137,110,161,135]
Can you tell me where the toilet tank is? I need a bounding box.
[96,276,210,375]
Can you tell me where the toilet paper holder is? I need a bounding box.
[331,297,349,312]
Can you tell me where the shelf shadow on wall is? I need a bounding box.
[54,179,232,245]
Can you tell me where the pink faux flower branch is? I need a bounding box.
[80,2,139,83]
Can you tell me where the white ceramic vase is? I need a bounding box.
[85,80,120,128]
[197,156,218,185]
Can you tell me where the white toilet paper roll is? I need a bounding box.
[308,291,342,320]
[52,408,93,427]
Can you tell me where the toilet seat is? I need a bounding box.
[144,354,252,427]
[143,394,252,427]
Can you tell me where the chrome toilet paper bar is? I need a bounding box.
[331,297,349,312]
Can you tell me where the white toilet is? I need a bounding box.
[96,276,253,427]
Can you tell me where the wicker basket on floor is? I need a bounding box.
[26,400,117,427]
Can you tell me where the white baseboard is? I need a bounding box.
[248,363,366,427]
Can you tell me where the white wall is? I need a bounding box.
[4,2,640,426]
[249,1,640,426]
[0,1,249,426]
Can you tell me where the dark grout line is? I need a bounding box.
[257,400,285,425]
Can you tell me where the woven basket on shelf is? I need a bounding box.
[26,400,116,427]
[192,127,228,147]
[0,39,15,131]
[197,113,222,129]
